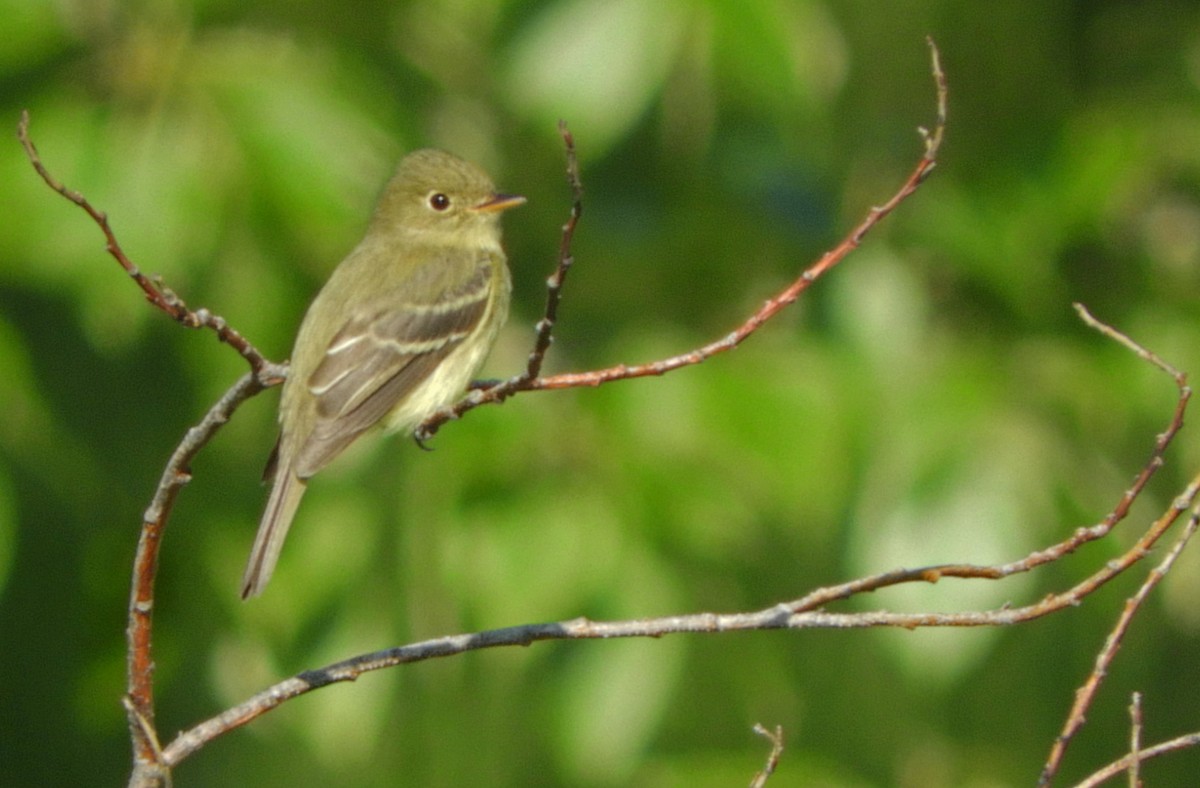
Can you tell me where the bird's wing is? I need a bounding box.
[292,256,493,477]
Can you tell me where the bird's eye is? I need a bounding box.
[428,192,451,211]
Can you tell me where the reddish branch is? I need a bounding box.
[125,371,279,782]
[16,111,282,784]
[417,38,947,440]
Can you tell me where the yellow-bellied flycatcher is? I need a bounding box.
[242,149,524,598]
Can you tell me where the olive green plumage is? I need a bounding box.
[242,149,524,599]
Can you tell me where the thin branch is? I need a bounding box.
[1035,307,1195,786]
[125,369,279,777]
[528,37,945,391]
[1074,731,1200,788]
[525,119,584,381]
[749,724,785,788]
[418,38,947,440]
[1038,502,1200,785]
[1075,303,1184,380]
[1128,693,1143,788]
[17,109,287,785]
[160,463,1199,766]
[16,110,273,374]
[159,287,1200,767]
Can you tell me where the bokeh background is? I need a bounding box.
[3,1,1200,785]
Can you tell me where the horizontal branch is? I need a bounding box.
[160,467,1200,766]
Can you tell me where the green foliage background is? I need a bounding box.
[3,1,1200,785]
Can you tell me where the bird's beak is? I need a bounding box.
[472,193,527,213]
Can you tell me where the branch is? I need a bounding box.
[1074,731,1200,788]
[1128,693,1143,788]
[417,37,948,441]
[155,293,1198,768]
[125,369,281,780]
[17,109,288,784]
[158,469,1198,765]
[1033,307,1196,786]
[749,724,785,788]
[16,110,274,374]
[525,119,584,382]
[1038,482,1200,784]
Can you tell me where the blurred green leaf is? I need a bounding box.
[503,0,687,155]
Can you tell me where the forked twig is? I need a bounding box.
[124,371,277,777]
[158,468,1200,766]
[1034,307,1195,786]
[417,38,947,440]
[1038,485,1200,785]
[17,110,285,783]
[749,724,785,788]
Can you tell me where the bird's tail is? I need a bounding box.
[241,470,307,599]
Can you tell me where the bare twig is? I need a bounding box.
[418,38,947,441]
[417,118,585,441]
[159,469,1199,765]
[16,110,274,374]
[1075,303,1184,380]
[749,724,785,788]
[17,110,289,783]
[525,119,584,381]
[1074,731,1200,788]
[1034,308,1195,786]
[1128,693,1143,788]
[1038,501,1200,785]
[124,369,279,778]
[526,38,945,391]
[1073,304,1189,538]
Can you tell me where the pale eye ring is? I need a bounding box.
[428,192,451,211]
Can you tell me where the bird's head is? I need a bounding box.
[373,148,525,242]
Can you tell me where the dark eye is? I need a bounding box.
[428,192,451,211]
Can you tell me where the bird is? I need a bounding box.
[241,148,525,599]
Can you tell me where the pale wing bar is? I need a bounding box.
[293,262,492,477]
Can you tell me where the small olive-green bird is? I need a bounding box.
[241,149,525,599]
